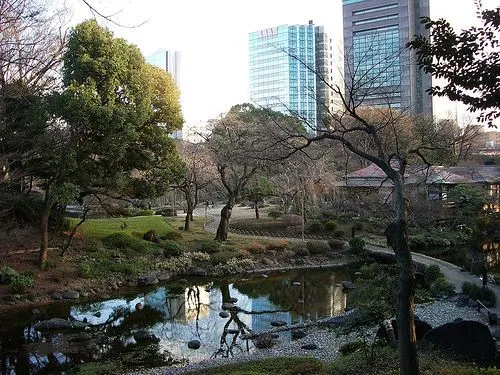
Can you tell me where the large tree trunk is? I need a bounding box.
[215,197,234,241]
[184,201,193,231]
[386,175,419,375]
[39,190,54,269]
[254,200,260,219]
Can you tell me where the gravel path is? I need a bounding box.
[128,296,488,375]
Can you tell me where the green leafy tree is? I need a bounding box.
[407,4,500,126]
[243,175,275,219]
[448,184,486,227]
[30,20,183,267]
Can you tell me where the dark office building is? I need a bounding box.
[343,0,432,115]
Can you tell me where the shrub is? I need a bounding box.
[161,240,184,257]
[292,245,310,256]
[430,276,455,297]
[328,239,345,250]
[334,230,346,238]
[323,220,337,232]
[306,240,331,255]
[245,241,266,253]
[133,209,154,217]
[143,229,158,242]
[354,221,364,231]
[102,233,156,255]
[162,231,183,241]
[213,258,254,276]
[424,264,442,285]
[339,340,366,356]
[210,251,239,265]
[282,214,302,227]
[308,222,323,233]
[0,266,19,284]
[77,262,92,278]
[10,273,35,293]
[349,236,365,254]
[201,240,221,253]
[266,240,289,251]
[462,282,496,307]
[84,238,104,253]
[267,210,283,220]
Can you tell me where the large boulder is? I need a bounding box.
[423,320,495,365]
[376,318,432,342]
[321,308,360,328]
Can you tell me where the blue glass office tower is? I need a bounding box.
[343,0,432,115]
[249,21,332,131]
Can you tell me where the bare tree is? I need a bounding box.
[0,0,67,184]
[256,43,470,374]
[174,140,217,231]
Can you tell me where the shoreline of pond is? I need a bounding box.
[0,251,360,317]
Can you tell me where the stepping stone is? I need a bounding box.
[188,340,201,349]
[62,290,80,299]
[229,297,238,303]
[51,292,63,300]
[219,311,230,318]
[302,343,318,350]
[225,328,239,334]
[292,330,307,339]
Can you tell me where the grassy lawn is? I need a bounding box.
[184,348,500,375]
[69,215,174,239]
[185,357,325,375]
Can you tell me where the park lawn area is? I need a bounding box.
[69,215,174,239]
[185,357,326,375]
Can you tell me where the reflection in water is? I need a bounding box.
[0,268,354,374]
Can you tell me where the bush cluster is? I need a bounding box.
[349,236,365,254]
[267,210,283,219]
[10,273,35,293]
[266,240,289,251]
[102,232,156,255]
[308,222,323,233]
[323,220,337,232]
[306,240,330,255]
[161,240,184,257]
[200,240,221,253]
[0,266,19,284]
[292,245,310,256]
[462,282,496,307]
[162,231,183,241]
[328,239,345,250]
[245,241,266,253]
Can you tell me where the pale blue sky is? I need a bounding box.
[68,0,499,124]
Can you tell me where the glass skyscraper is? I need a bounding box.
[343,0,432,115]
[248,21,332,131]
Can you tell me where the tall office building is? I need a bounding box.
[343,0,432,115]
[249,21,334,131]
[146,49,183,139]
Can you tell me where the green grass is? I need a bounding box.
[70,216,173,239]
[184,346,500,375]
[185,357,325,375]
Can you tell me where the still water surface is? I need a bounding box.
[0,267,357,374]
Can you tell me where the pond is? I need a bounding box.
[0,267,358,374]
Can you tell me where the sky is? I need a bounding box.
[67,0,499,125]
